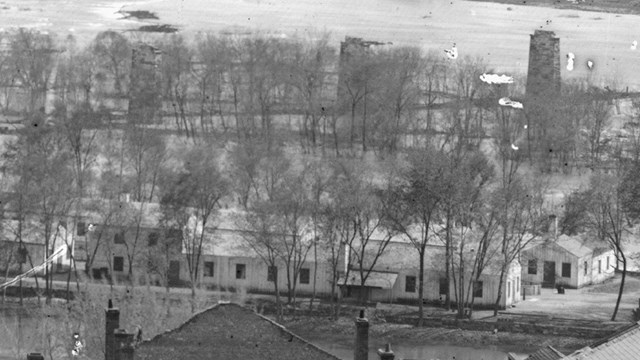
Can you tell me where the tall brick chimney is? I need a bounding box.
[524,30,561,158]
[106,299,120,360]
[114,329,135,360]
[354,309,369,360]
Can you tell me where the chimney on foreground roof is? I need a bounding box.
[26,354,44,360]
[377,343,395,360]
[354,310,369,360]
[106,299,120,360]
[549,214,558,240]
[114,329,135,360]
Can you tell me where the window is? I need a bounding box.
[507,281,511,298]
[147,232,159,246]
[439,277,448,295]
[405,275,416,293]
[204,261,214,277]
[528,259,537,275]
[236,264,246,279]
[607,256,610,270]
[17,247,28,264]
[113,256,124,272]
[598,259,602,274]
[473,281,483,298]
[584,261,588,276]
[166,228,182,240]
[77,222,86,236]
[114,230,125,244]
[300,268,310,284]
[267,266,277,282]
[562,263,571,278]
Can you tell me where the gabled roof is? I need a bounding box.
[526,345,565,360]
[563,321,640,360]
[554,235,611,258]
[134,302,340,360]
[363,239,445,272]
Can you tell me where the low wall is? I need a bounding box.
[523,284,541,296]
[387,315,626,339]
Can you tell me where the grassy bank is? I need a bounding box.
[282,316,591,355]
[469,0,640,15]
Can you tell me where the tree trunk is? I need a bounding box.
[493,264,507,316]
[274,275,282,322]
[310,239,318,312]
[418,248,425,326]
[612,254,626,321]
[362,85,367,153]
[444,211,452,309]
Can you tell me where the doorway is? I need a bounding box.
[543,261,556,288]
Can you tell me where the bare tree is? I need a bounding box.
[157,34,195,138]
[91,31,131,97]
[337,161,394,305]
[5,116,75,304]
[369,47,423,154]
[286,35,336,152]
[9,28,58,114]
[160,146,228,300]
[382,146,448,325]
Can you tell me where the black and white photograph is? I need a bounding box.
[0,0,639,359]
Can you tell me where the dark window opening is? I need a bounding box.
[113,256,124,272]
[114,230,125,244]
[598,259,602,274]
[147,232,159,246]
[507,281,511,298]
[300,268,310,284]
[473,281,483,298]
[77,222,86,236]
[528,259,537,275]
[405,275,416,293]
[204,261,214,277]
[607,256,610,270]
[562,263,571,278]
[267,266,277,282]
[584,261,588,276]
[236,264,246,279]
[166,228,182,240]
[17,247,28,264]
[439,277,448,295]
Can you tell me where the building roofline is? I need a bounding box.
[138,301,342,360]
[588,321,640,348]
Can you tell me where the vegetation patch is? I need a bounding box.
[118,10,159,20]
[136,24,178,33]
[558,14,580,18]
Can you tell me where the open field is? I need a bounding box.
[1,0,640,89]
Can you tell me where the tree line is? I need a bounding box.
[0,28,639,323]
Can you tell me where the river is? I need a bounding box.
[1,0,640,89]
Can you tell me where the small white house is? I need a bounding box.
[521,234,615,288]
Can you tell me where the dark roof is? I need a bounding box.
[564,321,640,359]
[135,302,340,360]
[527,345,565,360]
